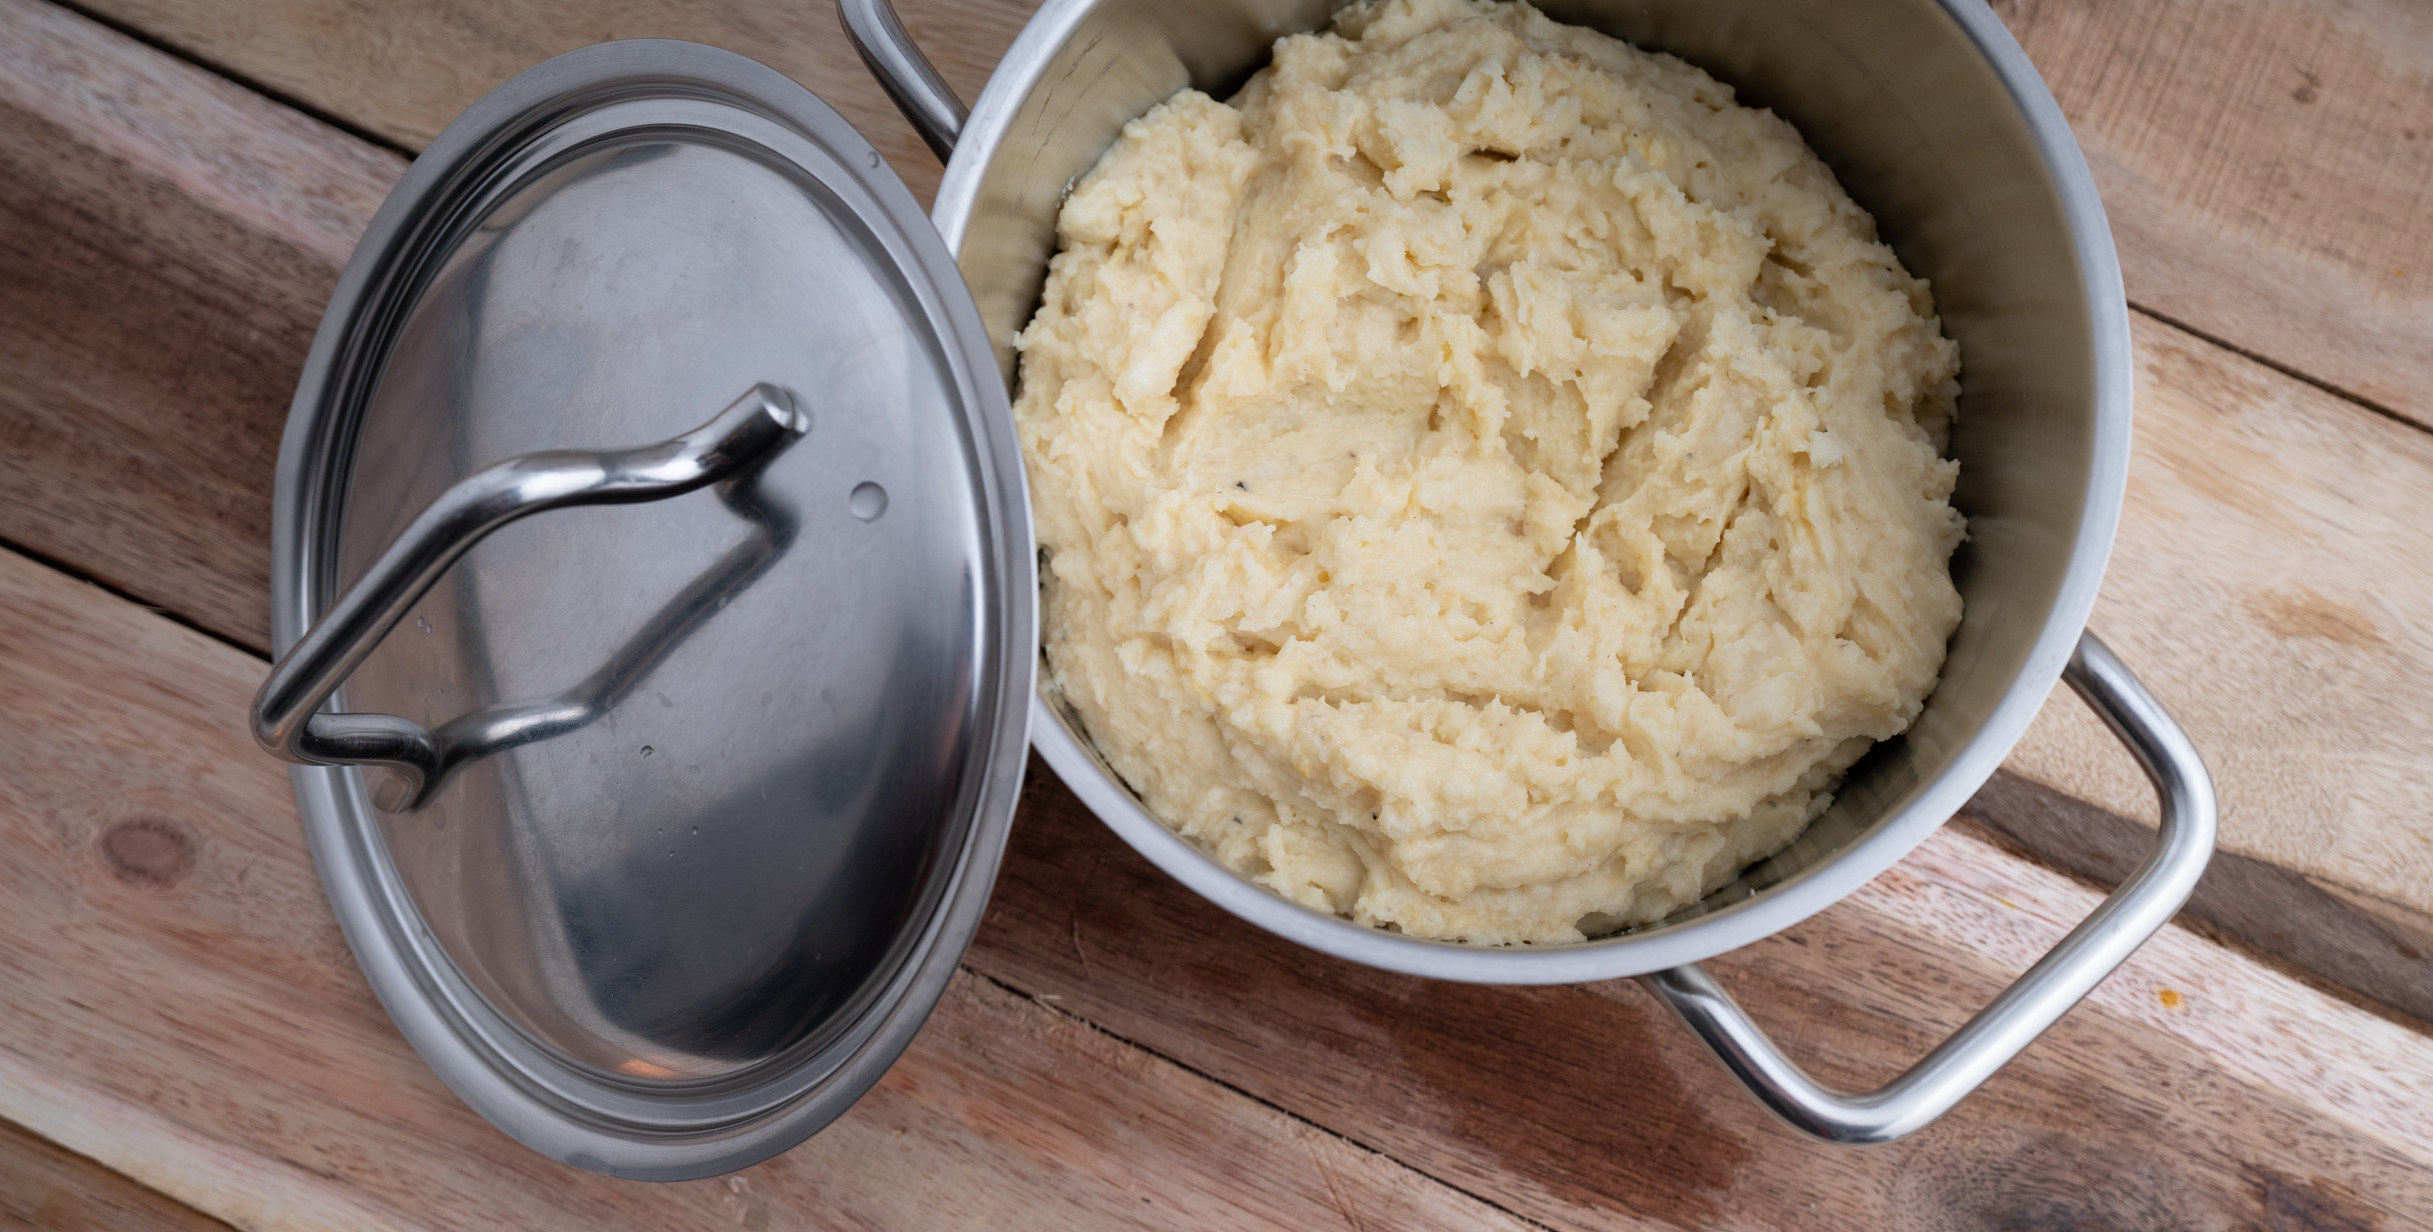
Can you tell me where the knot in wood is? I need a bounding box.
[102,818,193,887]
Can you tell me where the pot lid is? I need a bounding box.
[262,40,1034,1179]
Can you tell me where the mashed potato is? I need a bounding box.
[1014,0,1964,944]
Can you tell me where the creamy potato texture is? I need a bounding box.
[1014,0,1965,943]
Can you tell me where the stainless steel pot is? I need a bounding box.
[844,0,2217,1142]
[254,0,2215,1174]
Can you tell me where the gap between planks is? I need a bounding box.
[962,965,1567,1232]
[44,0,2433,430]
[2126,299,2419,440]
[0,1111,238,1232]
[0,533,1550,1232]
[7,536,2433,1228]
[0,531,264,662]
[0,537,1561,1231]
[38,0,411,158]
[4,4,2433,1222]
[7,0,2433,1056]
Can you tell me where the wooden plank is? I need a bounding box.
[0,1117,235,1232]
[7,0,2433,1055]
[0,545,1543,1232]
[60,0,2433,431]
[1999,312,2433,937]
[972,766,2433,1230]
[20,0,2433,919]
[1998,0,2433,424]
[1963,772,2433,1033]
[60,0,1033,207]
[0,0,402,648]
[4,2,2433,1222]
[4,533,2427,1232]
[1861,809,2433,1162]
[18,0,2433,940]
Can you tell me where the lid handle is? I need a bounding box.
[251,385,809,810]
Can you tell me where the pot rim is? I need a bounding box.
[934,0,2132,984]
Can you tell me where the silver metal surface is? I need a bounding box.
[1639,632,2216,1142]
[897,0,2134,976]
[839,0,967,161]
[253,386,807,810]
[858,0,2195,1138]
[269,41,1034,1179]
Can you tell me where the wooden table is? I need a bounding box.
[3,0,2429,1226]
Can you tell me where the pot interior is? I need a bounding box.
[947,0,2111,943]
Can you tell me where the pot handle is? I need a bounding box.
[250,386,808,811]
[1641,631,2215,1143]
[840,0,966,161]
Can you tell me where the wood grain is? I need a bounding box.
[969,766,2433,1231]
[20,0,2433,926]
[59,0,2433,431]
[6,0,2432,1053]
[0,1118,234,1232]
[60,0,1033,205]
[1963,771,2433,1033]
[1859,808,2433,1166]
[4,528,2427,1230]
[0,545,1544,1232]
[0,0,402,647]
[1996,0,2433,425]
[7,0,2433,1225]
[1999,314,2433,926]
